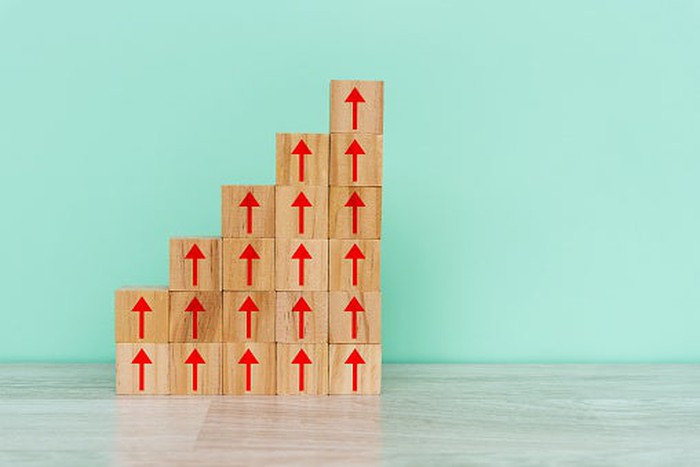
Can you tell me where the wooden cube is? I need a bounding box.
[115,287,168,343]
[169,343,222,395]
[169,237,221,291]
[115,343,169,395]
[330,134,383,186]
[221,185,275,238]
[275,186,328,239]
[329,344,381,395]
[329,240,380,291]
[169,291,222,343]
[276,343,328,395]
[329,292,381,343]
[222,343,276,395]
[330,80,383,134]
[275,239,328,291]
[329,187,381,239]
[276,292,328,343]
[222,238,275,291]
[223,291,275,342]
[276,133,329,186]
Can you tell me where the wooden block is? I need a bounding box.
[330,80,383,134]
[276,133,329,186]
[329,344,381,395]
[276,343,328,395]
[115,287,168,343]
[329,292,381,343]
[169,343,222,395]
[115,343,169,395]
[329,187,381,239]
[330,133,383,186]
[275,239,328,291]
[275,186,328,239]
[222,238,275,291]
[169,237,221,291]
[223,291,275,342]
[329,240,380,291]
[221,185,275,238]
[276,292,328,343]
[222,342,276,395]
[169,291,222,343]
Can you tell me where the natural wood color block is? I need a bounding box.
[276,133,329,186]
[329,292,381,344]
[115,343,169,395]
[329,187,381,239]
[221,185,275,238]
[115,287,169,343]
[329,240,380,291]
[275,186,328,239]
[276,292,328,343]
[169,237,221,291]
[169,291,222,343]
[222,238,275,291]
[275,239,328,291]
[223,291,275,342]
[329,344,381,395]
[330,80,383,134]
[169,343,222,395]
[276,344,328,395]
[330,134,383,186]
[223,343,276,395]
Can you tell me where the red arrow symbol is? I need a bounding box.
[345,87,366,130]
[291,244,312,287]
[344,297,366,340]
[291,297,312,339]
[185,244,206,287]
[345,244,366,286]
[291,139,312,182]
[344,192,366,235]
[130,297,152,340]
[345,349,366,392]
[131,348,152,391]
[239,192,260,235]
[184,297,206,340]
[239,244,260,286]
[344,139,366,182]
[291,192,312,235]
[237,296,259,339]
[237,348,259,392]
[185,348,206,392]
[291,348,312,392]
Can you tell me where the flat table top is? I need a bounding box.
[1,364,699,465]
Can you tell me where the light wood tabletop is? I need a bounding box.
[1,364,699,465]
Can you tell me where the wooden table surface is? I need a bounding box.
[1,364,699,466]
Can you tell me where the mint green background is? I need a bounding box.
[1,1,699,363]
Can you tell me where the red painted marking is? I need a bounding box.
[344,191,366,235]
[344,349,366,392]
[291,139,312,182]
[237,348,259,392]
[239,192,260,235]
[291,348,312,392]
[291,191,312,235]
[184,297,206,340]
[345,87,366,130]
[344,244,366,286]
[237,296,259,339]
[291,244,312,287]
[344,139,366,182]
[291,297,312,339]
[185,244,206,287]
[185,348,206,392]
[344,297,366,340]
[130,297,152,340]
[131,348,152,392]
[239,244,261,287]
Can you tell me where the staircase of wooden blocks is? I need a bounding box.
[115,80,383,395]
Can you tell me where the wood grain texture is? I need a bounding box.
[222,343,276,395]
[275,186,328,239]
[221,185,275,238]
[330,80,383,134]
[329,344,381,395]
[276,133,329,186]
[222,291,276,342]
[328,187,381,239]
[222,238,275,291]
[276,344,328,395]
[169,343,222,395]
[169,237,222,291]
[275,239,328,291]
[168,291,222,343]
[115,344,169,395]
[330,133,383,186]
[329,239,380,291]
[115,287,169,343]
[275,291,328,343]
[329,291,381,343]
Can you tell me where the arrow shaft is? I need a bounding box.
[351,102,359,130]
[298,364,306,391]
[246,259,253,286]
[190,258,199,286]
[351,206,359,234]
[191,312,199,339]
[298,259,305,286]
[246,206,253,234]
[351,154,359,182]
[138,311,145,339]
[191,364,199,392]
[351,258,359,286]
[351,311,358,339]
[245,311,252,339]
[352,364,358,392]
[138,363,145,391]
[298,154,305,182]
[245,364,252,392]
[297,311,306,339]
[297,207,305,234]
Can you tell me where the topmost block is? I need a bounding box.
[330,80,384,134]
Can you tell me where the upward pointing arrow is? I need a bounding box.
[184,297,206,340]
[237,296,259,339]
[291,244,312,287]
[131,348,152,392]
[344,297,366,340]
[185,244,206,287]
[344,192,366,235]
[239,192,260,235]
[344,349,366,392]
[237,349,260,392]
[291,139,313,182]
[291,297,313,339]
[345,87,366,130]
[344,139,366,182]
[184,348,206,392]
[291,348,312,392]
[239,244,261,286]
[344,244,366,286]
[130,297,152,340]
[291,192,313,235]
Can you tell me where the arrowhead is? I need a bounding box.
[344,244,366,260]
[185,297,206,312]
[291,139,312,156]
[344,191,366,208]
[238,296,259,313]
[131,297,152,313]
[291,243,312,260]
[239,244,261,260]
[291,296,312,312]
[344,139,366,156]
[291,348,312,365]
[344,297,365,313]
[185,244,206,260]
[345,348,366,365]
[131,348,152,365]
[185,348,206,365]
[239,192,260,208]
[291,191,312,208]
[238,348,260,365]
[345,87,366,103]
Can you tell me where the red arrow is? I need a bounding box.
[291,244,312,286]
[291,348,312,392]
[291,297,312,339]
[131,348,152,391]
[291,192,312,235]
[344,297,366,340]
[345,349,366,392]
[184,297,206,339]
[237,348,260,392]
[344,192,366,235]
[239,244,260,286]
[239,192,260,235]
[345,244,366,286]
[237,296,259,339]
[291,139,312,182]
[130,297,152,340]
[344,139,366,182]
[185,348,206,392]
[185,244,206,287]
[345,87,366,130]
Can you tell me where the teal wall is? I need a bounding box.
[1,0,699,363]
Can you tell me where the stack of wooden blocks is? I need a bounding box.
[115,80,383,395]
